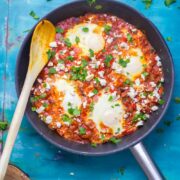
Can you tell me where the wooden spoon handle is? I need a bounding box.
[0,74,33,180]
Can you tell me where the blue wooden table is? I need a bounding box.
[0,0,180,179]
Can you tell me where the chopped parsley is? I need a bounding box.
[92,89,98,95]
[75,36,80,44]
[118,58,130,68]
[46,49,55,60]
[174,97,180,104]
[48,67,57,74]
[142,0,152,9]
[82,27,89,32]
[104,54,113,67]
[87,0,96,6]
[64,38,72,47]
[94,77,100,84]
[104,24,112,34]
[89,49,94,57]
[133,113,147,123]
[29,11,39,20]
[67,56,74,61]
[127,33,133,42]
[31,107,36,111]
[166,37,172,42]
[39,93,47,98]
[142,71,149,77]
[81,59,88,67]
[115,128,121,134]
[124,79,133,86]
[43,103,48,108]
[23,29,31,33]
[89,102,95,112]
[108,96,113,102]
[164,0,176,7]
[62,114,72,124]
[56,27,64,34]
[58,59,64,64]
[79,127,86,135]
[118,167,125,175]
[91,143,97,147]
[0,121,9,131]
[158,99,165,105]
[68,106,81,117]
[95,5,102,10]
[109,137,122,144]
[30,93,47,103]
[71,66,88,81]
[163,120,172,127]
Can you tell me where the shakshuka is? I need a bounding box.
[31,14,164,145]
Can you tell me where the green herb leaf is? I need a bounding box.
[87,0,96,6]
[158,99,165,105]
[104,24,112,34]
[104,54,113,67]
[0,121,8,131]
[142,0,152,9]
[68,107,81,117]
[75,36,80,44]
[82,27,89,32]
[56,27,64,34]
[67,56,74,61]
[94,77,100,84]
[109,137,122,144]
[39,93,47,98]
[31,107,36,112]
[164,0,176,7]
[166,37,172,41]
[91,143,97,147]
[174,97,180,104]
[118,58,130,68]
[48,67,57,74]
[95,5,102,10]
[47,49,55,60]
[29,11,39,20]
[124,79,133,86]
[79,127,86,135]
[71,66,88,81]
[43,103,48,108]
[81,59,88,67]
[64,38,72,47]
[89,102,95,112]
[58,59,64,64]
[142,71,149,77]
[164,120,172,127]
[92,89,98,95]
[108,96,113,102]
[101,134,105,141]
[62,114,72,124]
[127,33,133,42]
[89,49,94,57]
[133,113,147,122]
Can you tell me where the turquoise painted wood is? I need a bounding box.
[0,0,180,179]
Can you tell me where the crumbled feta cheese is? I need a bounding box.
[136,105,142,111]
[49,41,57,48]
[64,122,70,126]
[86,74,94,81]
[135,79,140,86]
[56,122,61,128]
[37,78,42,83]
[99,78,107,86]
[136,121,144,127]
[161,77,164,82]
[131,28,137,32]
[44,82,51,90]
[157,61,162,67]
[127,87,137,99]
[155,56,160,61]
[151,106,158,111]
[36,106,45,113]
[83,101,87,108]
[107,37,113,44]
[98,71,104,78]
[45,116,52,124]
[153,88,160,100]
[55,53,59,60]
[70,51,75,56]
[120,42,129,50]
[150,82,156,87]
[88,92,95,97]
[124,113,129,119]
[48,61,53,66]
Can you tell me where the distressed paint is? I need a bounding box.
[1,0,180,179]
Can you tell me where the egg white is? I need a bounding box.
[53,79,81,114]
[90,92,124,135]
[65,23,105,56]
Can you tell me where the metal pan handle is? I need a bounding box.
[130,142,164,180]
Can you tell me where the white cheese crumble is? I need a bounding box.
[48,61,53,67]
[136,121,144,127]
[151,106,159,111]
[86,74,94,81]
[150,82,156,87]
[49,41,57,48]
[120,42,129,50]
[36,106,45,113]
[127,87,137,99]
[99,78,107,86]
[56,122,61,128]
[107,37,113,44]
[98,71,104,78]
[135,79,140,86]
[45,116,52,124]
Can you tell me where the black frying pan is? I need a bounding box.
[15,0,174,179]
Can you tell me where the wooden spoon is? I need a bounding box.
[0,20,56,179]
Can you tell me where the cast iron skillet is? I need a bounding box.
[15,0,174,179]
